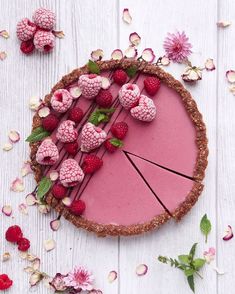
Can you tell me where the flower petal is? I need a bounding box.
[229,85,235,95]
[10,178,24,192]
[142,48,155,63]
[32,258,41,271]
[49,170,59,181]
[0,30,10,39]
[136,264,148,276]
[223,225,233,241]
[111,49,123,60]
[38,204,50,214]
[29,96,41,111]
[91,49,104,61]
[122,8,132,24]
[50,219,61,231]
[2,143,13,151]
[0,51,7,61]
[21,161,33,177]
[101,77,111,89]
[44,239,56,251]
[108,271,117,283]
[213,266,225,275]
[8,130,20,143]
[19,203,28,215]
[217,21,231,28]
[52,30,65,38]
[25,193,37,206]
[2,205,12,216]
[29,272,43,286]
[2,252,11,262]
[69,86,82,99]
[129,32,141,46]
[205,58,216,71]
[182,66,202,82]
[124,46,138,59]
[62,197,72,207]
[226,70,235,83]
[38,106,50,118]
[160,56,170,66]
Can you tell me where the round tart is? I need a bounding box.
[29,59,208,237]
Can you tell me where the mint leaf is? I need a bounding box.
[200,214,211,243]
[97,108,115,114]
[87,59,100,74]
[193,258,206,270]
[178,255,190,265]
[189,243,197,260]
[26,127,50,143]
[126,66,137,78]
[37,177,52,201]
[88,108,116,126]
[184,268,195,277]
[187,275,195,293]
[110,138,124,147]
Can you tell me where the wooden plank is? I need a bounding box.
[118,0,218,293]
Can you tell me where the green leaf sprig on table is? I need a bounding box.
[88,108,116,126]
[200,214,212,243]
[158,243,206,293]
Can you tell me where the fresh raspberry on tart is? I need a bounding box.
[69,200,86,216]
[111,121,128,140]
[82,154,103,174]
[104,138,123,153]
[68,107,84,123]
[52,183,68,199]
[64,141,79,155]
[96,89,113,108]
[144,76,161,96]
[42,114,59,131]
[113,69,128,85]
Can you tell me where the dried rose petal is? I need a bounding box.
[19,203,28,215]
[50,219,61,231]
[8,130,20,143]
[2,252,11,262]
[136,264,148,276]
[223,225,233,241]
[91,49,104,61]
[0,51,7,61]
[229,85,235,95]
[2,143,13,151]
[50,273,67,292]
[2,205,12,216]
[52,30,65,38]
[160,56,170,66]
[38,106,50,118]
[27,253,38,262]
[129,32,141,46]
[122,8,132,24]
[62,197,72,207]
[21,161,33,177]
[32,258,40,271]
[182,66,202,82]
[38,204,50,214]
[25,193,37,206]
[101,77,111,89]
[43,276,53,289]
[213,266,225,275]
[203,247,216,264]
[226,70,235,83]
[142,48,155,63]
[29,272,43,286]
[49,170,59,181]
[0,30,9,39]
[10,177,24,192]
[24,266,34,273]
[205,58,216,71]
[69,86,82,99]
[217,21,231,28]
[29,96,41,111]
[108,271,117,283]
[111,49,123,60]
[124,46,138,59]
[44,239,56,251]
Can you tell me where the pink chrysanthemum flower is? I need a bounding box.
[63,266,94,291]
[163,31,192,63]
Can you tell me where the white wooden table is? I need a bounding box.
[0,0,234,293]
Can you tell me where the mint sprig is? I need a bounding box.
[26,127,50,143]
[126,65,138,78]
[158,243,206,293]
[88,108,115,126]
[109,138,124,148]
[200,214,211,243]
[37,177,52,201]
[87,59,100,74]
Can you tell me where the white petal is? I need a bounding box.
[21,161,33,177]
[136,264,148,276]
[10,178,25,192]
[101,77,111,89]
[129,32,141,46]
[69,86,82,99]
[205,58,216,71]
[91,49,104,61]
[29,96,41,111]
[217,21,231,28]
[2,205,12,216]
[50,219,61,231]
[124,46,137,59]
[2,142,13,151]
[2,252,11,262]
[142,48,155,63]
[49,170,59,181]
[19,203,28,215]
[44,239,56,251]
[8,130,20,143]
[226,70,235,83]
[108,271,117,283]
[38,106,50,118]
[111,49,123,60]
[122,8,132,24]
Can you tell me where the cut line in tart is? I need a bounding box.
[29,59,208,237]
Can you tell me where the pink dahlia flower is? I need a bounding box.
[163,31,192,63]
[63,266,94,291]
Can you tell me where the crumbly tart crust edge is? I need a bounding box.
[30,59,208,236]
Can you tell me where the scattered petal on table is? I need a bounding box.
[217,21,231,28]
[50,219,61,231]
[136,264,148,276]
[124,46,137,59]
[107,271,117,283]
[203,247,216,264]
[223,225,233,241]
[2,143,13,151]
[142,48,155,63]
[19,203,28,215]
[29,96,41,111]
[129,32,141,46]
[111,49,123,60]
[52,30,65,38]
[0,30,10,39]
[44,239,56,251]
[10,178,24,192]
[122,8,132,24]
[205,58,216,71]
[91,49,104,61]
[21,161,33,177]
[0,51,7,60]
[2,252,11,262]
[226,70,235,83]
[8,130,20,143]
[2,205,12,216]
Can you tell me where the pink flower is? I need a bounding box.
[163,31,192,63]
[203,247,216,264]
[63,266,94,291]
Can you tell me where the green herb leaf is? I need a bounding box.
[97,108,115,114]
[189,243,197,260]
[37,177,52,201]
[126,66,137,78]
[178,255,190,265]
[87,59,100,74]
[26,127,50,143]
[187,275,195,293]
[200,214,211,243]
[184,268,195,277]
[110,138,124,147]
[88,108,116,126]
[193,258,206,270]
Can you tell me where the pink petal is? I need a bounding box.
[2,205,12,216]
[205,58,216,71]
[38,204,50,214]
[160,56,170,66]
[0,51,7,61]
[38,106,50,118]
[136,264,148,276]
[111,49,123,60]
[122,8,132,24]
[124,46,138,59]
[19,203,28,215]
[226,70,235,83]
[21,161,33,177]
[91,49,104,61]
[50,219,61,231]
[129,32,141,46]
[10,178,24,192]
[217,21,231,28]
[8,130,20,143]
[52,30,65,38]
[69,86,82,99]
[223,225,233,241]
[0,30,9,39]
[142,48,155,63]
[107,271,117,283]
[25,193,37,206]
[229,85,235,95]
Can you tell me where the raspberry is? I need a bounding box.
[144,76,161,96]
[33,30,55,53]
[59,159,84,187]
[64,141,79,155]
[51,89,73,113]
[17,237,30,251]
[104,138,119,153]
[0,274,13,290]
[81,122,107,152]
[36,138,59,165]
[119,83,140,109]
[5,225,23,243]
[56,120,78,143]
[20,39,35,55]
[42,114,59,131]
[32,7,56,30]
[79,74,102,99]
[52,183,68,199]
[113,69,128,85]
[69,200,86,216]
[82,154,103,174]
[96,89,113,108]
[16,18,37,41]
[68,107,84,123]
[111,122,128,140]
[130,95,156,122]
